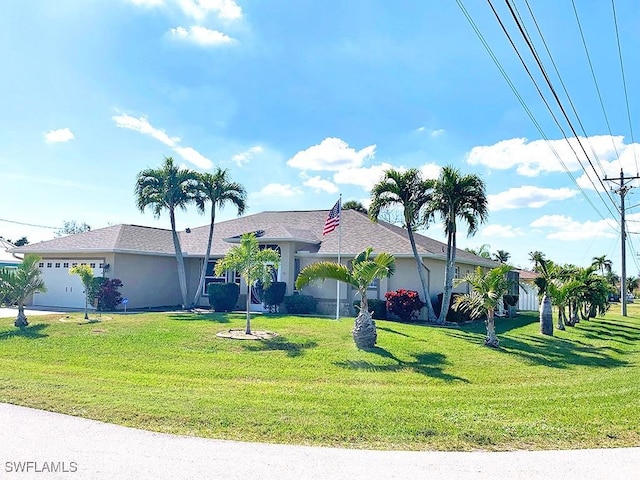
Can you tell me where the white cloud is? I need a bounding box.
[254,183,302,197]
[43,128,74,143]
[333,162,395,190]
[287,137,376,171]
[529,214,617,241]
[430,129,445,137]
[169,26,235,46]
[466,135,626,178]
[488,186,578,211]
[176,0,243,20]
[127,0,164,6]
[479,224,525,238]
[113,113,212,169]
[173,146,213,169]
[303,176,339,194]
[420,162,441,180]
[113,114,179,147]
[232,145,263,166]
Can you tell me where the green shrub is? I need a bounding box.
[353,298,387,319]
[263,281,287,313]
[284,294,317,314]
[208,282,240,312]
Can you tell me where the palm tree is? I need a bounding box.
[369,168,436,322]
[135,157,199,308]
[492,249,511,264]
[466,244,491,259]
[342,200,368,214]
[425,166,488,324]
[453,264,512,348]
[591,255,613,277]
[69,264,94,320]
[190,169,247,308]
[530,252,554,336]
[0,254,47,327]
[296,247,396,349]
[215,233,280,335]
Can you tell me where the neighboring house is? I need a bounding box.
[515,269,540,311]
[0,238,22,269]
[12,210,498,315]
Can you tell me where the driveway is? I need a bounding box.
[0,306,70,319]
[1,403,638,480]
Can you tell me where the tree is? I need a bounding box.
[190,169,247,308]
[0,254,47,327]
[465,244,491,259]
[492,249,511,264]
[426,166,488,324]
[135,156,199,308]
[69,264,94,320]
[296,247,395,349]
[342,200,368,214]
[591,255,613,277]
[5,236,29,247]
[214,233,280,335]
[56,221,91,237]
[626,276,638,295]
[453,264,513,348]
[369,168,437,322]
[530,251,554,336]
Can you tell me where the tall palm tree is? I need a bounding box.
[530,251,554,336]
[190,169,247,308]
[296,247,396,349]
[369,168,436,322]
[453,264,512,348]
[492,249,511,264]
[0,254,47,327]
[425,166,488,324]
[215,233,280,335]
[135,157,199,308]
[591,255,613,277]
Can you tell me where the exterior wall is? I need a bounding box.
[519,282,540,311]
[112,253,181,309]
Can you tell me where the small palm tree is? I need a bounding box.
[453,264,512,348]
[69,264,94,320]
[190,169,247,308]
[215,233,280,335]
[0,254,47,327]
[369,168,436,321]
[425,166,488,324]
[295,247,396,349]
[492,249,511,264]
[135,157,199,308]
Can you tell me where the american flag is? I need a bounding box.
[323,199,341,235]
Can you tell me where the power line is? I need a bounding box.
[0,218,58,230]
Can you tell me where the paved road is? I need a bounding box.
[1,403,638,480]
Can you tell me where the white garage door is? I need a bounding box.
[33,259,103,309]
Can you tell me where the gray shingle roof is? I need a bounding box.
[13,210,497,266]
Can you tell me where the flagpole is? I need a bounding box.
[336,194,342,320]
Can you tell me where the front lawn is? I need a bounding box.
[0,307,638,451]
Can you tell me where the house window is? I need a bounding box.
[367,278,379,290]
[38,262,44,268]
[55,263,61,268]
[72,263,77,267]
[46,262,52,268]
[63,262,69,268]
[455,266,460,279]
[90,263,96,268]
[202,260,227,296]
[99,263,104,268]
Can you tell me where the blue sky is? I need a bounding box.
[2,0,640,273]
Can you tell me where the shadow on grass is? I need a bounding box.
[335,347,469,382]
[0,323,49,340]
[168,312,232,323]
[241,336,319,357]
[573,319,640,345]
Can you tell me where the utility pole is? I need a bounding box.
[604,168,640,316]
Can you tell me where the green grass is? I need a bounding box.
[0,306,639,451]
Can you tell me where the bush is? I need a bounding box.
[353,298,387,319]
[284,294,317,314]
[385,289,424,322]
[503,294,519,307]
[208,282,240,312]
[262,281,287,313]
[435,292,475,323]
[97,278,123,311]
[88,277,106,306]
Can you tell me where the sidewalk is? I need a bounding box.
[1,403,638,480]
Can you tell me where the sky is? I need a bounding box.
[2,0,640,273]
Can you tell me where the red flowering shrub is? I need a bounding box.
[385,289,424,322]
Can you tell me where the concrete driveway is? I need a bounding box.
[1,403,638,480]
[0,306,68,319]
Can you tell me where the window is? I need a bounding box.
[202,260,227,296]
[46,262,52,268]
[455,266,460,279]
[63,262,69,268]
[38,262,44,268]
[54,263,61,268]
[90,263,96,268]
[99,263,104,268]
[367,278,379,290]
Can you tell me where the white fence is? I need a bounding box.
[518,283,539,311]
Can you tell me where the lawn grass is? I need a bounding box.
[0,305,639,451]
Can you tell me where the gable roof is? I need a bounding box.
[0,238,22,265]
[12,210,497,266]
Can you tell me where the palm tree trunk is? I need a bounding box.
[407,229,437,322]
[170,209,189,308]
[484,309,499,348]
[190,209,216,308]
[245,282,252,335]
[352,296,377,348]
[15,304,28,328]
[557,306,566,330]
[438,228,456,324]
[539,294,553,336]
